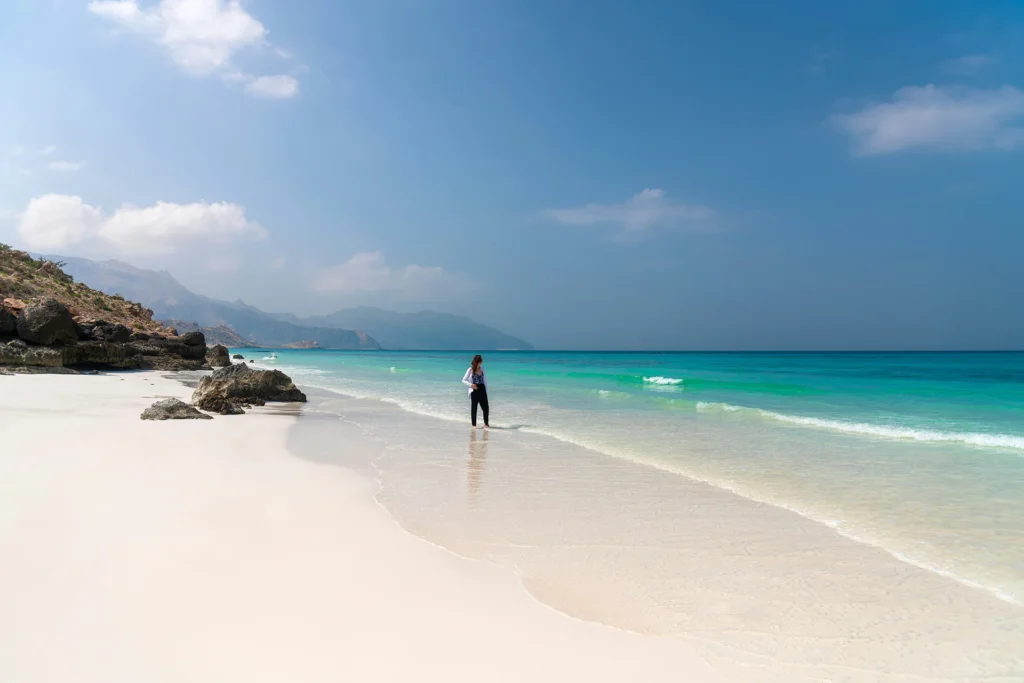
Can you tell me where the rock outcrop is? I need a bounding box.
[206,344,231,367]
[1,247,208,372]
[16,299,78,345]
[1,339,63,367]
[141,398,213,420]
[0,307,15,336]
[232,354,245,360]
[192,363,306,414]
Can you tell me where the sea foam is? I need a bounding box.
[643,376,683,385]
[695,401,1024,451]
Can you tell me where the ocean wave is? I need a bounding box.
[695,401,1024,451]
[643,376,683,385]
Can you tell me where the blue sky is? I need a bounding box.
[2,0,1023,350]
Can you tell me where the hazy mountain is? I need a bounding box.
[292,307,533,350]
[52,256,531,350]
[52,257,378,350]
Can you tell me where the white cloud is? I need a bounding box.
[39,145,57,155]
[48,160,84,172]
[16,194,266,255]
[88,0,299,98]
[832,85,1024,155]
[244,74,299,99]
[17,195,102,251]
[945,54,995,76]
[544,189,715,233]
[313,252,466,299]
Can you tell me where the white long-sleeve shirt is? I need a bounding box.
[461,367,486,396]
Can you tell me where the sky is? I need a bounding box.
[1,0,1023,350]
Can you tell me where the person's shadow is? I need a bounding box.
[467,428,489,506]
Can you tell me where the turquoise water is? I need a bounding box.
[249,349,1024,603]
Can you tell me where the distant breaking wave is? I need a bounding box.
[697,401,1024,451]
[643,376,683,385]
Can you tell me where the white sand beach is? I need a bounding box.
[0,372,726,683]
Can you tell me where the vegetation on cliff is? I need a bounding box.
[0,245,174,336]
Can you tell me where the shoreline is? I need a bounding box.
[2,369,1022,681]
[278,373,1023,607]
[291,382,1024,680]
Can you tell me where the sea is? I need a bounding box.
[250,349,1024,612]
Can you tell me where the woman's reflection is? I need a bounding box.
[467,428,489,505]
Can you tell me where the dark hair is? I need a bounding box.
[471,354,483,373]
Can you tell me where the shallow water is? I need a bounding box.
[249,350,1024,607]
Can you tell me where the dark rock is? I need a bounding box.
[91,323,132,343]
[0,339,64,367]
[141,398,214,421]
[197,395,246,415]
[16,299,77,345]
[181,330,205,346]
[130,332,151,341]
[232,354,245,360]
[206,344,231,368]
[76,323,95,340]
[63,341,140,369]
[192,363,306,413]
[0,307,16,336]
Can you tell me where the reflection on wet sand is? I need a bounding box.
[467,428,489,504]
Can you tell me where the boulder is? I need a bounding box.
[206,344,231,368]
[130,332,151,342]
[91,323,132,343]
[1,307,16,336]
[16,299,78,345]
[0,339,64,367]
[141,398,214,421]
[192,363,306,413]
[197,395,246,415]
[75,323,95,340]
[232,354,245,360]
[181,330,205,347]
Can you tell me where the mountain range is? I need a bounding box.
[51,256,532,351]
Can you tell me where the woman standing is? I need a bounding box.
[461,354,489,428]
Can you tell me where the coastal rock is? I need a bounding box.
[75,323,95,340]
[198,395,246,415]
[16,299,78,345]
[192,362,306,413]
[232,354,245,360]
[0,307,16,336]
[181,330,205,347]
[140,398,213,421]
[0,339,64,367]
[90,322,132,343]
[63,341,139,369]
[206,344,231,368]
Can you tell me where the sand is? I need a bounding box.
[0,372,726,683]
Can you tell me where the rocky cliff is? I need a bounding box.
[1,245,209,371]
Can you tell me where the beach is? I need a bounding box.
[2,366,1023,681]
[0,372,725,683]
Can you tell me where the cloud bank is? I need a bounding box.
[832,85,1024,155]
[88,0,299,99]
[16,193,267,254]
[545,189,715,233]
[314,252,467,300]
